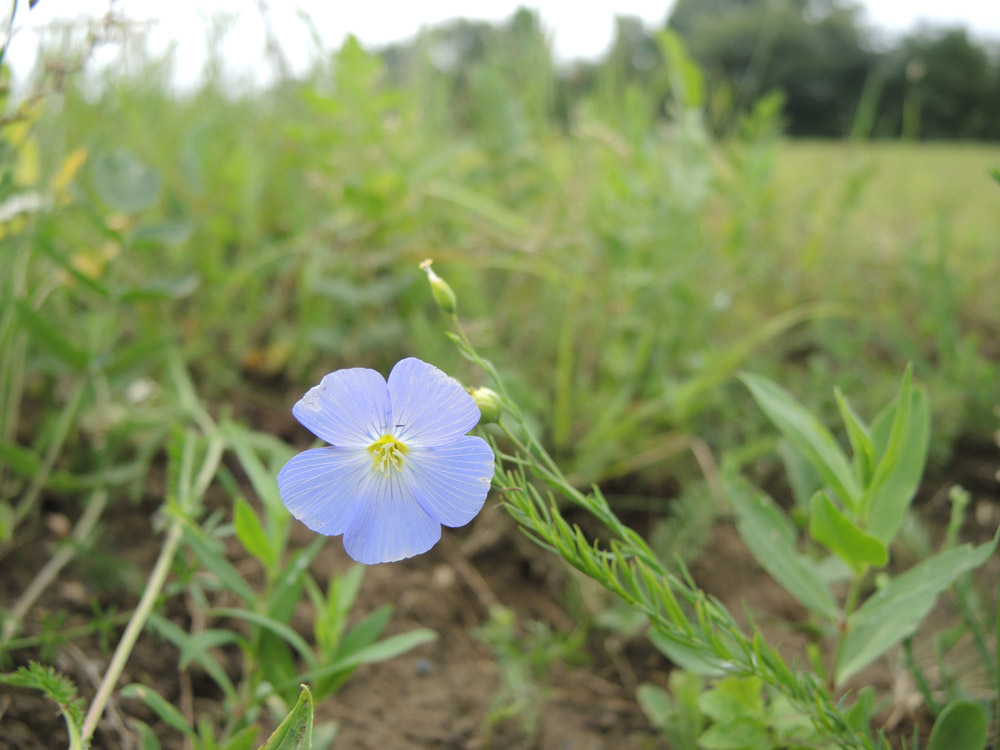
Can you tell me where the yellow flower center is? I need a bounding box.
[368,434,408,474]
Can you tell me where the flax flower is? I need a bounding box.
[278,358,495,564]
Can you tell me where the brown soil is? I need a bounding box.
[1,446,998,750]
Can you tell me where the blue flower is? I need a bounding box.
[278,357,495,564]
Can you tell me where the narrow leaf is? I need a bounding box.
[833,387,875,487]
[121,683,196,738]
[837,533,999,684]
[861,365,915,518]
[280,629,437,691]
[15,300,89,371]
[865,387,930,544]
[181,524,257,606]
[234,498,276,568]
[178,628,248,670]
[740,373,859,510]
[211,607,315,665]
[729,482,838,619]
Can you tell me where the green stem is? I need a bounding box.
[80,517,184,746]
[830,571,865,689]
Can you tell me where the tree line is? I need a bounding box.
[382,1,1000,140]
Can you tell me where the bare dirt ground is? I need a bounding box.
[2,438,998,750]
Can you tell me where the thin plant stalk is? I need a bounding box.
[1,487,108,648]
[79,518,184,745]
[80,432,223,745]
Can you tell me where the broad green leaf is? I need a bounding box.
[234,498,276,568]
[833,387,875,486]
[809,491,887,571]
[259,685,313,750]
[15,300,89,371]
[121,683,196,738]
[92,150,161,213]
[865,387,930,544]
[181,524,257,606]
[728,482,838,619]
[836,532,999,684]
[927,700,987,750]
[740,373,859,511]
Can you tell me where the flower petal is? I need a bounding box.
[404,436,494,528]
[292,367,391,448]
[387,358,480,446]
[277,447,371,536]
[342,472,441,564]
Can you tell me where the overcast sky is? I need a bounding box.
[5,0,1000,88]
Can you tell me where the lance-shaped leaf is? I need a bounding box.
[729,481,838,620]
[740,373,860,511]
[833,387,874,487]
[864,386,930,544]
[809,491,887,572]
[259,685,313,750]
[836,532,999,685]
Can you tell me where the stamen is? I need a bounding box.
[368,434,408,474]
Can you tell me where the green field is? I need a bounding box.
[2,34,999,750]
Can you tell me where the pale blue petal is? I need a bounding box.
[292,368,391,448]
[277,447,372,536]
[342,472,441,564]
[404,436,494,528]
[387,358,480,447]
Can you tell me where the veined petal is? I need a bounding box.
[343,472,441,564]
[387,358,480,446]
[277,447,372,536]
[292,367,391,447]
[404,436,494,528]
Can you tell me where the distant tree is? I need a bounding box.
[878,27,1000,140]
[667,0,876,136]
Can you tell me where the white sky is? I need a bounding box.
[5,0,1000,89]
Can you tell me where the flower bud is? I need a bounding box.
[419,258,457,315]
[471,386,502,424]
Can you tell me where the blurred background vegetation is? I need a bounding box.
[2,0,998,518]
